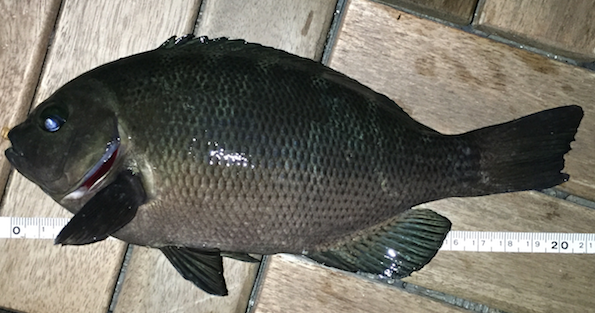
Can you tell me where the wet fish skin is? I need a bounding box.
[4,35,583,295]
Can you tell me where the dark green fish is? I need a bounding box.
[4,35,583,295]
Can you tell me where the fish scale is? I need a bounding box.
[5,35,583,295]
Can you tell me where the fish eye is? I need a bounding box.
[44,115,66,132]
[39,105,68,132]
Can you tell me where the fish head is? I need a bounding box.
[5,79,121,203]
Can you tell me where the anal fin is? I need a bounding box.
[308,209,451,279]
[160,246,228,296]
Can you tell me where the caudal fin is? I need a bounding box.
[464,105,583,194]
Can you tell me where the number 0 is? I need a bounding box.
[561,241,568,249]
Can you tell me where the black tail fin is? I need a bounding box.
[464,105,583,194]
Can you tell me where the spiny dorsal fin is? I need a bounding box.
[159,34,230,49]
[308,209,451,279]
[158,34,270,56]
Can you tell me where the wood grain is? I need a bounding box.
[0,239,125,313]
[408,192,595,313]
[31,0,200,105]
[253,254,468,313]
[195,0,337,60]
[0,0,60,203]
[0,0,201,312]
[329,0,595,201]
[113,1,339,312]
[475,0,595,62]
[376,0,478,24]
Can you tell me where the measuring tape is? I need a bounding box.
[441,230,595,254]
[1,217,594,254]
[0,217,69,239]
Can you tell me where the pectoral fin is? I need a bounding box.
[55,170,146,245]
[160,246,228,296]
[308,209,451,279]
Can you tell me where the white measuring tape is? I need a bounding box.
[1,217,594,254]
[0,217,69,239]
[441,230,595,254]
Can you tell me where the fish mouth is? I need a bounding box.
[63,137,121,200]
[4,146,21,166]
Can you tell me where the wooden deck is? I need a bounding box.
[1,0,594,312]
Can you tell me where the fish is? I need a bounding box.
[4,35,583,296]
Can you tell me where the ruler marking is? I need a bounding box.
[439,230,595,254]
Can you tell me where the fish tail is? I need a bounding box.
[464,105,583,194]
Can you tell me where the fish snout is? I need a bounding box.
[4,125,26,166]
[4,122,31,164]
[5,146,22,167]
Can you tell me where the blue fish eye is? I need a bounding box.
[44,115,66,132]
[39,105,68,133]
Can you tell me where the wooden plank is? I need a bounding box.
[253,254,468,313]
[0,1,201,313]
[114,1,338,312]
[31,0,200,104]
[407,192,595,313]
[475,0,595,62]
[0,240,124,313]
[324,2,595,311]
[329,0,595,201]
[195,0,337,60]
[376,0,478,24]
[0,0,60,202]
[114,247,259,313]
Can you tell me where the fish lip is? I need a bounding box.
[4,147,20,164]
[4,124,27,165]
[4,147,26,174]
[63,136,121,200]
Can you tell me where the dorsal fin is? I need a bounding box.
[157,34,277,56]
[159,34,230,49]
